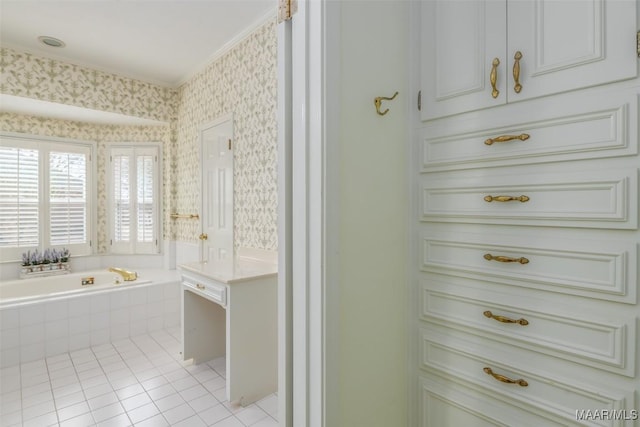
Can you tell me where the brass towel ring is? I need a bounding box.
[374,92,399,116]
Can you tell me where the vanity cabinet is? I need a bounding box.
[413,2,639,425]
[180,265,277,406]
[420,0,637,121]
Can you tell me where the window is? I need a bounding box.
[108,145,160,254]
[0,135,94,261]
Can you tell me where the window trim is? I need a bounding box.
[0,132,97,262]
[106,142,162,255]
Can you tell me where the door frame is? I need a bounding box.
[277,1,337,425]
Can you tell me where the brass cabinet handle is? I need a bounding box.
[199,233,208,241]
[484,253,529,264]
[513,51,523,93]
[483,367,528,387]
[483,310,529,326]
[484,133,529,145]
[484,195,529,203]
[196,283,206,290]
[490,57,500,99]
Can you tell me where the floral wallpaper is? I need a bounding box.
[0,18,278,254]
[175,19,278,251]
[0,48,176,123]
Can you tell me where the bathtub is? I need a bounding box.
[0,270,151,306]
[0,268,181,367]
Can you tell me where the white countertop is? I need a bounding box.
[178,258,277,284]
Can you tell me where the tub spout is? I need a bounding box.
[108,267,137,281]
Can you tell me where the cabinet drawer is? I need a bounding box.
[420,374,571,427]
[421,168,637,229]
[420,90,638,172]
[421,231,637,303]
[420,280,635,376]
[182,274,227,307]
[420,329,636,426]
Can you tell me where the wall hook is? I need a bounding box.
[374,91,399,116]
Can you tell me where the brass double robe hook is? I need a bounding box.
[374,91,399,115]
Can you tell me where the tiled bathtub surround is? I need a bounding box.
[0,279,180,368]
[0,329,278,427]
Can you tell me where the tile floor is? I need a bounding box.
[0,328,278,427]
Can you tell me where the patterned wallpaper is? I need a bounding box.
[0,48,176,123]
[175,19,278,251]
[0,18,278,254]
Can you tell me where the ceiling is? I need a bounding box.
[0,0,277,88]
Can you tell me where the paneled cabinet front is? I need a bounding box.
[420,0,638,121]
[414,2,640,423]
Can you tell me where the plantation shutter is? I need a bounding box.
[49,151,88,245]
[0,146,39,248]
[112,153,131,244]
[110,145,159,253]
[137,154,155,243]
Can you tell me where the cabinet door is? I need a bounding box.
[420,0,507,121]
[507,0,637,102]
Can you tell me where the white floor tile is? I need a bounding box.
[83,382,114,400]
[250,417,279,427]
[87,391,119,411]
[235,405,269,426]
[59,411,95,427]
[57,400,91,421]
[0,410,22,426]
[210,416,245,427]
[188,393,219,413]
[115,383,144,400]
[126,401,159,424]
[197,403,233,425]
[140,375,168,392]
[3,330,278,427]
[256,394,278,418]
[179,383,208,401]
[153,392,185,412]
[22,410,58,427]
[133,413,169,427]
[121,391,152,412]
[147,384,176,401]
[92,401,126,423]
[96,412,132,427]
[161,402,196,425]
[55,390,87,409]
[22,389,54,408]
[22,399,56,420]
[171,414,207,427]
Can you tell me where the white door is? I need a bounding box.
[507,0,637,102]
[420,0,507,120]
[200,116,233,265]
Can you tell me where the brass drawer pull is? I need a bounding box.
[512,51,523,93]
[483,367,528,387]
[484,195,529,202]
[483,310,529,326]
[490,57,500,99]
[196,283,206,290]
[484,253,529,264]
[484,133,529,145]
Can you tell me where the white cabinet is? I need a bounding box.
[420,0,638,121]
[413,1,639,425]
[180,268,277,406]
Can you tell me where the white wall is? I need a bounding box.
[326,1,409,425]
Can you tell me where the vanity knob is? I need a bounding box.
[196,283,206,290]
[199,233,208,241]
